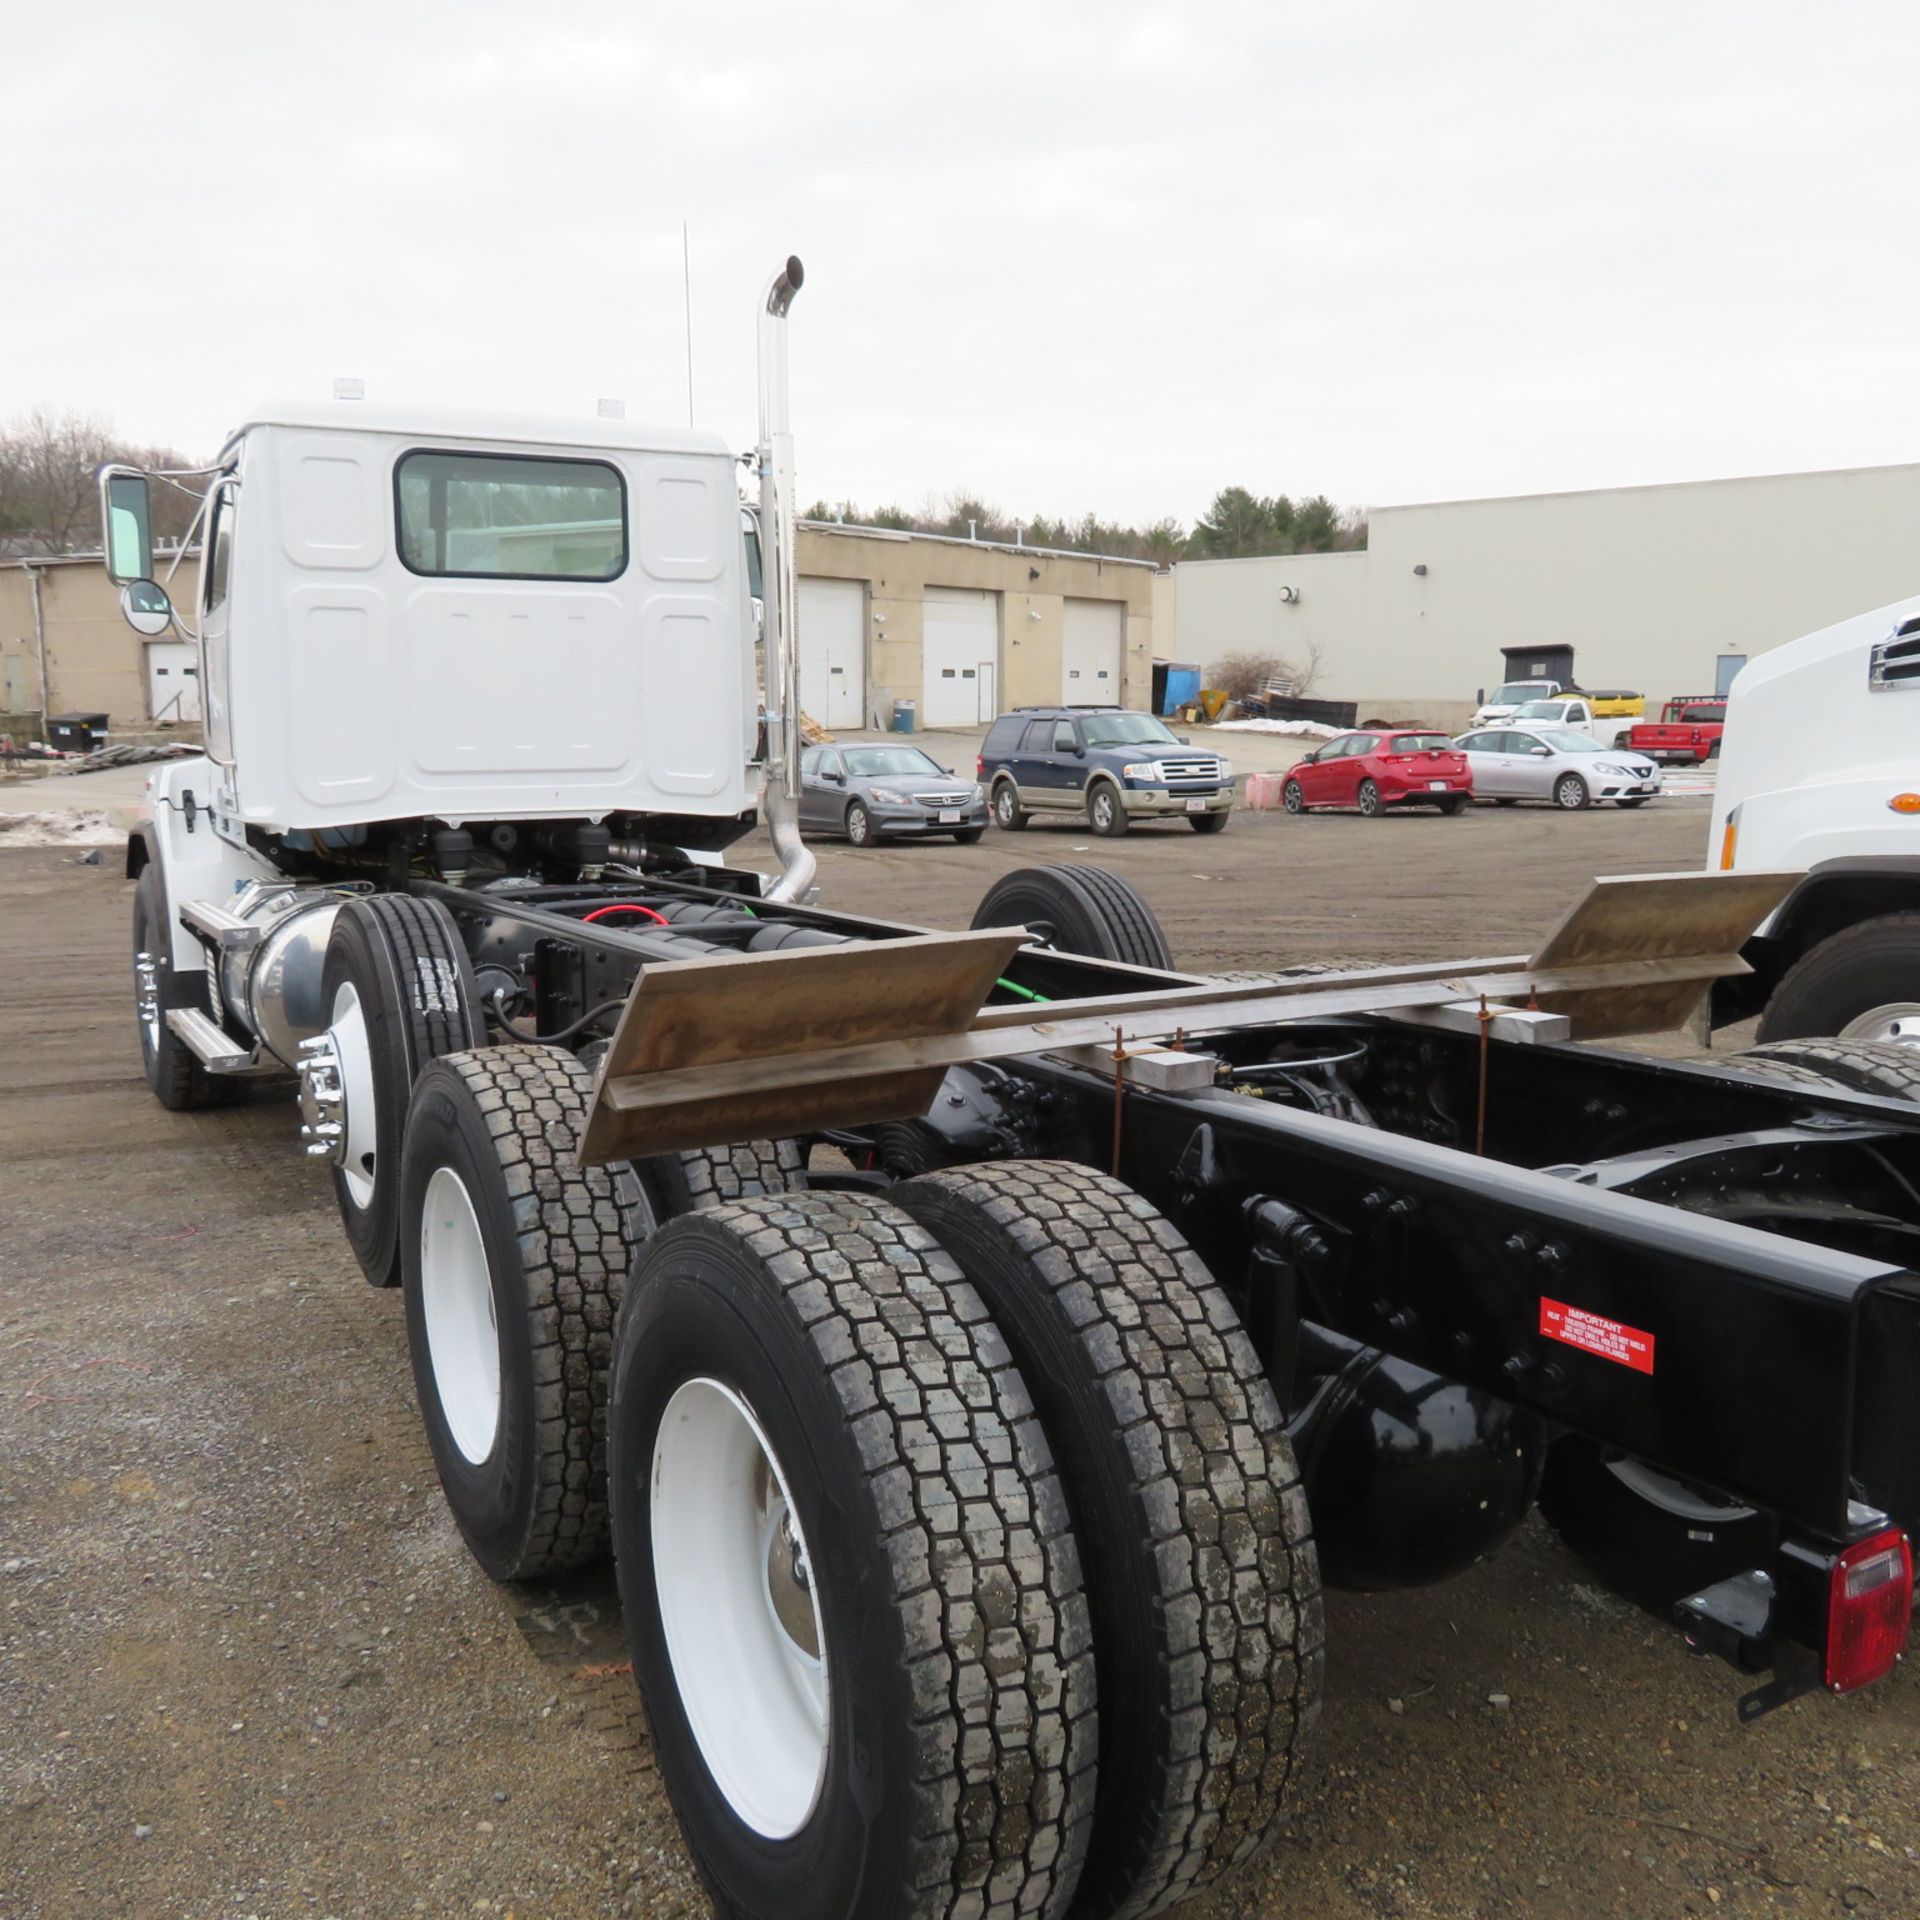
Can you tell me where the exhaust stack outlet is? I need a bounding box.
[756,254,816,905]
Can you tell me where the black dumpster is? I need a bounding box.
[47,712,109,752]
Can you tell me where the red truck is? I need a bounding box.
[1627,695,1726,764]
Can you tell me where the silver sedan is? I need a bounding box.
[1452,725,1661,810]
[797,743,989,846]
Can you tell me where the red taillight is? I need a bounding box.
[1825,1528,1912,1694]
[975,755,986,778]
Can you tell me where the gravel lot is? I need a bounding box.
[4,796,1917,1920]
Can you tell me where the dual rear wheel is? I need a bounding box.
[611,1167,1322,1920]
[396,1044,1321,1920]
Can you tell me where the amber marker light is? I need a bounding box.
[1889,793,1920,815]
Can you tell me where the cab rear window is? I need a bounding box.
[395,450,627,580]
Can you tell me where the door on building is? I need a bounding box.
[1715,654,1748,696]
[146,641,202,723]
[1062,598,1123,706]
[923,587,998,728]
[796,577,865,729]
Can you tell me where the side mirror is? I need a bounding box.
[1176,734,1191,745]
[824,768,844,784]
[1530,745,1551,757]
[101,468,155,586]
[1072,744,1086,759]
[120,580,174,638]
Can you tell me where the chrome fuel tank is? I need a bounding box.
[217,884,346,1067]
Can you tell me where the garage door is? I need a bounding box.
[1062,598,1123,705]
[923,587,998,727]
[797,576,864,729]
[146,640,201,723]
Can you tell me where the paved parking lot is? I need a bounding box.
[4,796,1916,1920]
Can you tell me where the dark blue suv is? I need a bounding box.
[978,706,1234,836]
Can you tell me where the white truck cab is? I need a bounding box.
[1709,591,1920,1040]
[114,402,760,840]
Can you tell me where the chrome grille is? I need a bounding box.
[1153,757,1225,782]
[1869,617,1920,691]
[913,790,974,807]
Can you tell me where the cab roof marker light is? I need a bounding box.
[1824,1527,1912,1695]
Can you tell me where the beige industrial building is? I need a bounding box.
[1171,459,1920,734]
[2,527,1153,741]
[1,552,205,737]
[795,523,1155,729]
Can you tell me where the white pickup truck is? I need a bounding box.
[1502,695,1637,747]
[1710,592,1920,1045]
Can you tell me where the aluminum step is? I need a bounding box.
[165,1007,256,1071]
[179,898,262,950]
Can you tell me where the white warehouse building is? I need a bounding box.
[1169,459,1920,734]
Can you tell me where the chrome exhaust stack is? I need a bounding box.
[756,255,816,904]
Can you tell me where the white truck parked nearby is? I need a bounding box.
[97,260,1920,1920]
[1708,592,1920,1057]
[1502,695,1637,747]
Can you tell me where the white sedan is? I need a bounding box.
[1452,725,1661,810]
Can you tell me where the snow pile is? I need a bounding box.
[1210,718,1345,739]
[0,807,122,848]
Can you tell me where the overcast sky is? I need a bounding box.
[6,2,1918,525]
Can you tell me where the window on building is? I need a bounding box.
[395,450,627,580]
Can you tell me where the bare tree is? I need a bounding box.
[0,409,205,557]
[1207,640,1325,700]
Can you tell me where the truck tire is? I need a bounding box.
[1739,1037,1920,1101]
[609,1192,1097,1920]
[891,1162,1324,1920]
[1188,809,1229,834]
[1087,780,1129,838]
[971,866,1175,973]
[1755,913,1920,1045]
[132,864,232,1111]
[642,1137,807,1212]
[317,894,484,1288]
[399,1045,648,1580]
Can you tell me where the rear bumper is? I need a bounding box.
[1378,777,1471,803]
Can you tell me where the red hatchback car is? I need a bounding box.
[1282,729,1473,816]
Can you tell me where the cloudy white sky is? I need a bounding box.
[6,2,1917,526]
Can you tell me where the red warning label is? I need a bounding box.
[1539,1297,1656,1375]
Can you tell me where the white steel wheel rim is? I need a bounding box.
[419,1165,502,1465]
[1839,1003,1920,1045]
[652,1377,829,1839]
[329,982,380,1208]
[1605,1456,1755,1526]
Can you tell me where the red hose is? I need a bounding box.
[581,903,669,926]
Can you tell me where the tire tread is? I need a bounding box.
[893,1161,1322,1920]
[422,1044,637,1575]
[641,1192,1098,1920]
